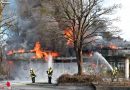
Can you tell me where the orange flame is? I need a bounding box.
[17,49,25,53]
[49,51,59,57]
[7,49,25,55]
[7,50,13,55]
[7,41,59,60]
[108,43,118,49]
[31,41,48,59]
[64,27,74,46]
[31,42,59,60]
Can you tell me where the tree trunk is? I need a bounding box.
[76,48,83,75]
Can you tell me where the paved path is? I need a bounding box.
[0,82,94,90]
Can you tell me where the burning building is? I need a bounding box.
[1,0,66,82]
[5,41,115,82]
[1,0,130,82]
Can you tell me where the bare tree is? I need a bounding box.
[53,0,119,75]
[0,1,17,62]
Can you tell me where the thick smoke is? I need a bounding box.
[3,0,61,51]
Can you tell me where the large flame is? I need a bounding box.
[30,41,59,60]
[64,27,74,47]
[7,41,59,60]
[31,41,48,59]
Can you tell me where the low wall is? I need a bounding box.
[96,86,130,90]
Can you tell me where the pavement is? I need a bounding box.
[0,81,95,90]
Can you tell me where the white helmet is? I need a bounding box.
[30,68,33,71]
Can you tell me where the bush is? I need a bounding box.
[57,74,72,83]
[57,73,103,84]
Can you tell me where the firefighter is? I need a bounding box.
[111,67,118,82]
[46,67,53,84]
[30,68,36,83]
